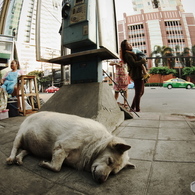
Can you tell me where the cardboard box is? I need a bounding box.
[0,109,9,120]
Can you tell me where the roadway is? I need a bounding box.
[40,86,195,114]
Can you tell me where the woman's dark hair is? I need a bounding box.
[12,60,20,69]
[121,40,127,63]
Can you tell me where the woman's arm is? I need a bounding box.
[1,72,9,83]
[109,61,122,67]
[125,53,146,67]
[126,50,135,55]
[17,69,24,76]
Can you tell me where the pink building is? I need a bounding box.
[118,6,195,68]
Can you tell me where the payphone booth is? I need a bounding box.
[40,0,125,131]
[62,0,97,51]
[62,0,98,84]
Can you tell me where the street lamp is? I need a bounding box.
[51,50,55,86]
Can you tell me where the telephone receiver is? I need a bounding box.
[62,2,71,19]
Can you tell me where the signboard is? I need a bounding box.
[97,0,118,54]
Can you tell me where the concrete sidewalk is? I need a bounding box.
[0,111,195,195]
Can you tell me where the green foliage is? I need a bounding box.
[150,44,195,67]
[149,67,177,75]
[27,70,51,91]
[182,67,195,76]
[39,76,51,83]
[28,70,43,78]
[192,45,195,55]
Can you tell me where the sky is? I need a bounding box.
[115,0,195,20]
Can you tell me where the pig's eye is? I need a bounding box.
[107,157,114,165]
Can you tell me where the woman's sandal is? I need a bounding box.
[123,104,129,110]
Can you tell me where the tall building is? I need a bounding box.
[132,0,184,13]
[2,0,61,74]
[118,0,195,68]
[0,0,4,13]
[4,0,24,36]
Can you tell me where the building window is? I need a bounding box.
[152,0,159,8]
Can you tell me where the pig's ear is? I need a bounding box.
[125,162,136,169]
[114,143,131,154]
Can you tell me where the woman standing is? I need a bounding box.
[120,40,146,112]
[109,58,129,108]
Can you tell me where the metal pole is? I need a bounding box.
[0,0,9,34]
[96,0,102,47]
[35,0,41,61]
[35,0,49,62]
[103,69,140,117]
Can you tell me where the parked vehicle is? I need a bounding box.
[163,78,194,89]
[45,86,59,93]
[128,82,134,89]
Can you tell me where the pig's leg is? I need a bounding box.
[15,150,29,165]
[39,142,67,171]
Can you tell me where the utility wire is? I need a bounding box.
[42,4,61,24]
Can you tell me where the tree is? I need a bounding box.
[175,45,180,60]
[28,70,51,92]
[181,47,191,67]
[151,45,175,68]
[150,45,163,67]
[191,45,195,66]
[162,47,175,68]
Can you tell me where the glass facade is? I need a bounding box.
[2,0,61,73]
[4,0,24,38]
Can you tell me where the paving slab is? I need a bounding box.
[159,120,190,129]
[159,127,195,141]
[147,162,195,195]
[155,140,195,162]
[121,119,160,128]
[117,126,158,140]
[125,138,156,161]
[132,112,161,120]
